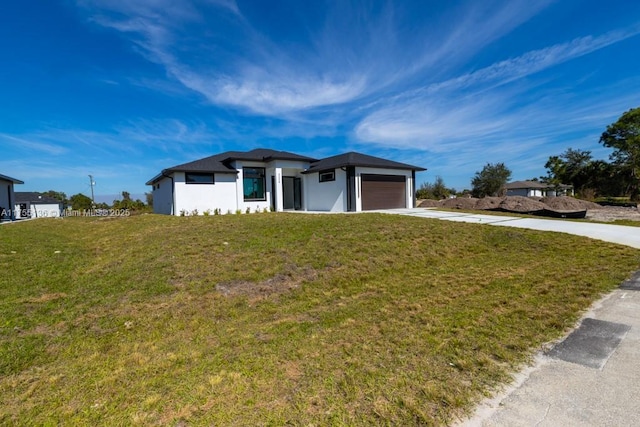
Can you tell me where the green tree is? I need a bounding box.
[145,192,153,206]
[112,191,151,212]
[600,107,640,200]
[543,148,593,194]
[416,175,451,199]
[69,193,93,210]
[471,163,511,198]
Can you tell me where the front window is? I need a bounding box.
[243,167,266,200]
[319,169,335,182]
[186,173,214,184]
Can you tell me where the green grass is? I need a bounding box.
[1,214,638,425]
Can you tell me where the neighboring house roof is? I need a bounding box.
[146,148,319,185]
[0,173,24,184]
[504,180,573,190]
[304,151,426,173]
[504,180,548,190]
[15,192,62,204]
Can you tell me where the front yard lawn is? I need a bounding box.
[1,213,637,425]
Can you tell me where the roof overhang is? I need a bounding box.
[146,168,239,185]
[0,173,24,184]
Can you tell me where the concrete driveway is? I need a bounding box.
[380,208,640,249]
[377,208,640,426]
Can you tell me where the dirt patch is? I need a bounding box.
[586,206,640,222]
[474,197,503,210]
[440,197,479,209]
[498,196,546,213]
[541,196,601,211]
[215,264,319,299]
[417,199,441,207]
[25,293,67,303]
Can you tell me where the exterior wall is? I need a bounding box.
[506,188,544,197]
[33,203,62,217]
[14,203,62,218]
[151,176,175,215]
[0,179,13,220]
[174,172,238,215]
[506,189,528,197]
[305,168,347,212]
[354,167,414,211]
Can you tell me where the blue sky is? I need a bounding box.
[2,0,639,200]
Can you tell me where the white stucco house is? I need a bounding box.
[146,149,426,215]
[14,192,63,219]
[504,180,573,197]
[0,173,23,221]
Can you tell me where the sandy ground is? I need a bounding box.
[585,206,640,222]
[418,196,640,223]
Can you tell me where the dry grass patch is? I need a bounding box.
[0,213,638,425]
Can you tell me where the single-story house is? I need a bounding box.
[0,173,23,221]
[14,192,63,219]
[504,180,574,197]
[146,148,426,215]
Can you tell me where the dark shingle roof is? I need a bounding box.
[146,149,318,185]
[504,180,573,190]
[504,180,548,189]
[0,173,24,184]
[304,152,426,173]
[225,148,317,162]
[15,192,62,204]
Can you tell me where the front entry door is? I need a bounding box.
[271,176,276,211]
[293,178,302,210]
[283,177,302,210]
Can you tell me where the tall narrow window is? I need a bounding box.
[243,167,266,200]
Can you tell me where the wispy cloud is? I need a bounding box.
[0,134,68,156]
[427,25,640,94]
[355,25,640,151]
[75,0,552,117]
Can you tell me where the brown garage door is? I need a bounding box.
[361,174,406,210]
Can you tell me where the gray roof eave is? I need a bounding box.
[0,173,24,184]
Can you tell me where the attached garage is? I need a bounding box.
[361,174,406,210]
[301,151,425,212]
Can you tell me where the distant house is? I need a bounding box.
[14,192,63,219]
[504,180,573,197]
[0,173,24,221]
[146,148,426,215]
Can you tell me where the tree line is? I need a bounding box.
[41,191,153,211]
[417,106,640,200]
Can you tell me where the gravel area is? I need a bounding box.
[418,196,640,223]
[585,206,640,222]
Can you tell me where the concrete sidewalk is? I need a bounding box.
[379,208,640,426]
[460,275,640,426]
[382,208,640,249]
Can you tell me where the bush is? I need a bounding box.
[416,176,452,200]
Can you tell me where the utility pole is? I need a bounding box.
[89,175,95,206]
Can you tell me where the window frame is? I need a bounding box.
[243,167,267,201]
[185,173,215,185]
[319,169,336,183]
